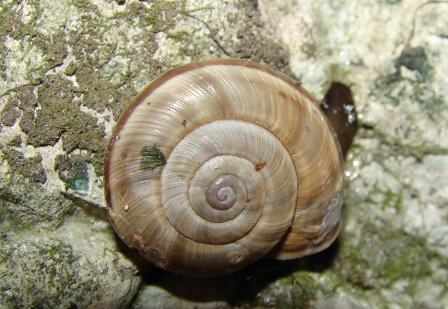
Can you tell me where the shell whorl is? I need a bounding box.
[104,59,344,276]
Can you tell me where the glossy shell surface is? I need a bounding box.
[104,59,344,276]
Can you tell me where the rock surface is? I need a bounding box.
[1,0,447,308]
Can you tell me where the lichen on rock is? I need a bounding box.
[1,0,448,308]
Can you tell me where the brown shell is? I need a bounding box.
[104,59,344,276]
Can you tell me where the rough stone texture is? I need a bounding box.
[0,0,447,308]
[0,217,141,309]
[257,0,448,308]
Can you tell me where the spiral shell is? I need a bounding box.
[104,59,344,276]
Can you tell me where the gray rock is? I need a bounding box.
[1,0,447,308]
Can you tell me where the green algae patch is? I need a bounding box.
[55,155,89,191]
[9,78,107,176]
[337,222,435,291]
[288,272,319,305]
[396,46,433,80]
[0,237,99,308]
[0,176,73,230]
[140,144,166,170]
[255,271,322,308]
[378,233,433,287]
[17,77,106,154]
[0,97,21,127]
[1,147,47,184]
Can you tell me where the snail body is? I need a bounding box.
[104,59,344,276]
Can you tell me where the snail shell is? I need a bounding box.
[104,59,344,276]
